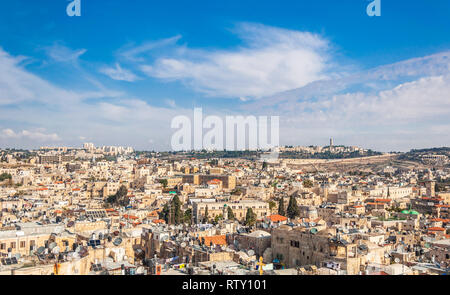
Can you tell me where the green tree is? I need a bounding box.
[0,173,12,182]
[278,198,286,216]
[262,161,268,170]
[160,203,170,223]
[227,206,235,220]
[171,195,182,224]
[159,196,183,224]
[287,195,300,219]
[232,188,243,195]
[183,208,193,224]
[203,205,209,223]
[116,185,128,198]
[245,208,256,226]
[268,200,276,211]
[105,185,129,207]
[214,214,223,224]
[303,179,313,188]
[116,185,130,207]
[159,179,168,188]
[105,194,117,205]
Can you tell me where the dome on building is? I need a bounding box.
[401,209,419,215]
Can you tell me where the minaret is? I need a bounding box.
[330,138,334,151]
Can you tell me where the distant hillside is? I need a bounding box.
[398,147,450,164]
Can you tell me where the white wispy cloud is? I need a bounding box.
[1,23,450,152]
[0,48,122,106]
[100,63,139,82]
[118,35,182,62]
[1,128,61,142]
[44,43,87,63]
[0,47,185,150]
[139,23,331,98]
[233,49,450,151]
[247,51,450,109]
[0,48,80,105]
[267,74,450,151]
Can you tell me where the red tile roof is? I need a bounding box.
[375,199,392,203]
[123,214,139,220]
[208,179,222,184]
[267,214,288,223]
[203,235,227,246]
[430,218,450,223]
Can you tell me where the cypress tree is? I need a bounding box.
[171,195,182,224]
[203,205,209,223]
[287,195,300,219]
[227,206,235,220]
[245,208,256,226]
[278,197,286,216]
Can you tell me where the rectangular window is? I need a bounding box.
[290,241,299,248]
[20,241,26,248]
[0,243,5,250]
[10,242,16,249]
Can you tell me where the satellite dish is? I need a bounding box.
[248,250,255,256]
[394,258,400,263]
[52,246,60,255]
[384,253,390,258]
[136,266,145,274]
[180,242,186,248]
[113,238,123,246]
[49,242,57,250]
[79,247,88,257]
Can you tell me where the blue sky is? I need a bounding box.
[0,0,449,151]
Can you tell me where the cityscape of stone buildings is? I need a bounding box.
[0,143,449,275]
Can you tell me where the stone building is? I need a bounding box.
[193,200,270,223]
[234,230,271,257]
